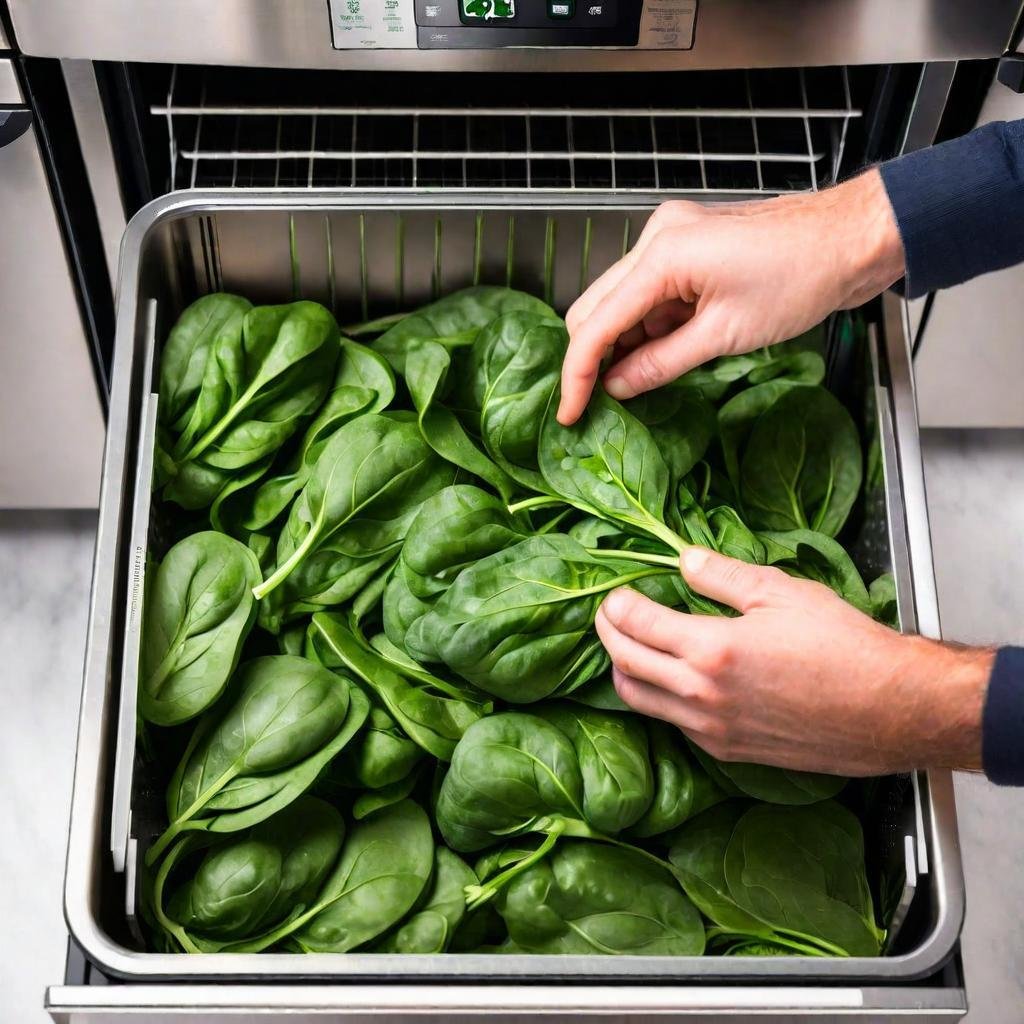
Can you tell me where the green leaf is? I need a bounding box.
[140,532,261,726]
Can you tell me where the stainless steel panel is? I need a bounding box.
[60,59,126,290]
[0,18,9,51]
[45,983,967,1022]
[61,192,964,993]
[9,0,1022,69]
[0,54,21,101]
[0,67,105,508]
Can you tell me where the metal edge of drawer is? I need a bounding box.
[45,982,968,1021]
[0,57,24,103]
[59,190,965,991]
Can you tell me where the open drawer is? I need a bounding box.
[50,192,966,1021]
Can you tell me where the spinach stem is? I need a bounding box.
[464,826,563,911]
[342,311,408,336]
[507,495,562,516]
[587,548,679,569]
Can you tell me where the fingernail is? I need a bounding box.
[604,376,632,400]
[682,547,710,575]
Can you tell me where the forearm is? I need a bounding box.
[879,119,1024,297]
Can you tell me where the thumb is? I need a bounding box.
[680,548,787,614]
[603,312,722,401]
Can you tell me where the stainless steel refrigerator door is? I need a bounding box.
[0,60,104,507]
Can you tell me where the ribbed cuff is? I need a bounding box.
[982,646,1024,786]
[879,120,1024,299]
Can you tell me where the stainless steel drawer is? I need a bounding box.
[49,192,965,1019]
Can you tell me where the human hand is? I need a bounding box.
[594,548,991,776]
[558,169,906,425]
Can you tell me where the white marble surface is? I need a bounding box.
[0,431,1021,1022]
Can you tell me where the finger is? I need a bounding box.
[595,606,697,694]
[567,255,637,335]
[611,668,718,736]
[559,259,674,423]
[680,547,791,614]
[643,298,694,340]
[613,322,647,356]
[602,312,723,401]
[599,588,704,657]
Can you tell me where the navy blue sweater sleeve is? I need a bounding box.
[983,647,1024,785]
[878,119,1024,299]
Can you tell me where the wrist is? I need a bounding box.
[824,169,907,308]
[902,637,992,771]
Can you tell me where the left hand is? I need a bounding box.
[594,548,991,776]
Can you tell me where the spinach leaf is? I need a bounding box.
[724,801,885,956]
[153,796,343,953]
[309,611,489,761]
[164,301,341,509]
[253,413,454,605]
[333,704,424,791]
[687,739,846,806]
[373,285,555,375]
[372,847,477,953]
[718,379,802,492]
[148,655,369,865]
[760,529,870,613]
[534,703,653,834]
[140,532,261,726]
[435,711,586,853]
[625,384,717,488]
[469,311,568,490]
[540,389,684,553]
[495,840,705,956]
[288,800,434,953]
[739,386,862,537]
[869,572,899,628]
[626,722,725,840]
[158,293,253,431]
[407,534,674,703]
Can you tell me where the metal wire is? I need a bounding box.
[155,67,862,194]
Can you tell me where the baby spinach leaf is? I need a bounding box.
[140,532,261,726]
[869,572,899,628]
[310,611,489,762]
[760,528,870,613]
[407,534,673,703]
[288,800,434,953]
[626,384,717,488]
[495,840,705,956]
[535,703,653,835]
[333,704,425,791]
[158,293,253,431]
[740,386,862,538]
[724,801,885,956]
[148,655,369,865]
[626,722,725,840]
[372,846,476,953]
[540,389,684,553]
[718,379,803,492]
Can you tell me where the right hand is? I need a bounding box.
[557,169,906,425]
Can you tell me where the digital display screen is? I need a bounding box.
[461,0,516,19]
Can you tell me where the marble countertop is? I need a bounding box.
[0,429,1021,1022]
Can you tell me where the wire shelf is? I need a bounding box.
[152,65,861,195]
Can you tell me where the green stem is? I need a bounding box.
[587,547,679,569]
[507,495,563,516]
[464,826,564,911]
[342,311,408,336]
[150,837,203,954]
[252,512,324,600]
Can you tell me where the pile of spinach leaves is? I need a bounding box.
[140,286,893,959]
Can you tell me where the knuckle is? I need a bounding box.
[690,641,731,679]
[632,346,667,390]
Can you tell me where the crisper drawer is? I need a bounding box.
[50,193,964,1020]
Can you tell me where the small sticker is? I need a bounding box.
[638,0,697,49]
[329,0,418,49]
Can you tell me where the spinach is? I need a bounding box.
[495,840,705,956]
[163,301,341,509]
[333,704,424,791]
[723,802,885,956]
[626,722,726,840]
[373,847,477,953]
[534,703,653,834]
[687,739,846,806]
[159,294,253,430]
[406,534,674,702]
[140,532,261,726]
[869,572,899,627]
[760,529,870,613]
[147,655,369,865]
[288,800,434,952]
[540,389,685,553]
[152,796,343,953]
[469,311,568,490]
[626,384,717,488]
[739,385,862,537]
[254,413,454,608]
[373,285,555,375]
[309,611,489,761]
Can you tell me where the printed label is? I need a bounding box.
[329,0,418,49]
[638,0,697,49]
